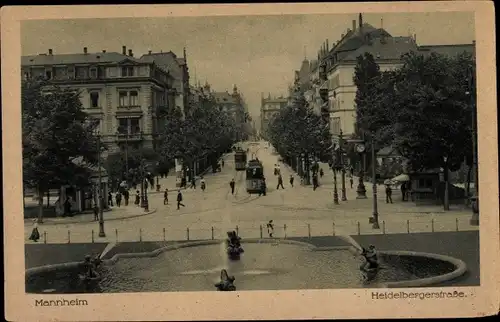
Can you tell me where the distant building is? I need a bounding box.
[21,46,176,155]
[260,93,288,139]
[213,85,248,141]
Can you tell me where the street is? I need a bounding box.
[25,141,478,244]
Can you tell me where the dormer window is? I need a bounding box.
[121,66,134,77]
[90,67,98,79]
[67,67,75,78]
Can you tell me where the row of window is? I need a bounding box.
[23,66,140,81]
[87,90,140,108]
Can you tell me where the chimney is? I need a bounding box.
[148,50,152,55]
[48,49,53,55]
[359,13,363,30]
[128,49,133,57]
[414,34,417,43]
[326,39,329,52]
[102,50,106,53]
[83,47,88,54]
[352,19,356,31]
[122,46,126,55]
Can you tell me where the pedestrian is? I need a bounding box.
[259,178,267,196]
[385,184,393,204]
[312,174,319,191]
[134,190,140,206]
[28,219,40,242]
[319,168,324,178]
[93,203,99,221]
[229,178,236,195]
[181,177,187,188]
[64,197,72,216]
[401,183,407,201]
[350,175,354,189]
[123,190,129,206]
[163,188,169,205]
[274,164,278,176]
[177,190,185,210]
[200,176,206,192]
[108,191,113,207]
[267,220,274,238]
[289,175,294,187]
[221,159,225,168]
[190,177,196,189]
[115,192,122,207]
[350,166,354,177]
[276,174,285,190]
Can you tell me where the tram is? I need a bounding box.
[246,159,264,194]
[234,149,247,171]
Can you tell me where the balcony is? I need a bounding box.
[115,132,144,142]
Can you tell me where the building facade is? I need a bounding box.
[213,85,248,141]
[21,46,176,156]
[260,93,288,139]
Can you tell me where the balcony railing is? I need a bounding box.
[115,132,143,142]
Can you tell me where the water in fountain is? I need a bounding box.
[99,242,117,259]
[336,232,364,254]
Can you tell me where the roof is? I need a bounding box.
[21,52,143,66]
[418,44,475,57]
[341,36,418,61]
[139,51,184,89]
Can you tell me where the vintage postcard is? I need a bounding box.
[2,1,499,320]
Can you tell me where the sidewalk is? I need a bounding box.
[24,205,157,226]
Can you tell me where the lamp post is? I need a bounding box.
[332,149,340,204]
[368,134,380,229]
[96,133,106,237]
[468,64,479,225]
[443,156,450,211]
[339,130,347,201]
[355,134,367,199]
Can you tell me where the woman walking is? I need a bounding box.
[29,219,40,242]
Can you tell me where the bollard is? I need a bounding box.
[236,226,239,236]
[91,230,94,243]
[67,230,71,244]
[332,222,336,236]
[431,219,435,233]
[456,218,459,232]
[284,224,287,239]
[139,228,142,242]
[407,220,410,234]
[307,223,311,239]
[115,228,118,242]
[382,221,386,234]
[187,228,190,241]
[163,228,166,241]
[43,231,47,244]
[357,222,361,235]
[260,225,263,239]
[211,227,214,240]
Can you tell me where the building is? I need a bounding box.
[21,46,176,155]
[260,93,288,139]
[213,85,248,141]
[293,13,475,144]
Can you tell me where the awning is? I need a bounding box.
[391,174,410,182]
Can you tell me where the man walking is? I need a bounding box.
[123,190,129,206]
[190,177,196,189]
[385,184,393,204]
[259,178,267,196]
[312,174,319,191]
[267,220,274,238]
[115,192,122,208]
[276,174,284,190]
[229,178,236,195]
[108,191,113,207]
[350,175,354,189]
[177,190,185,210]
[163,188,169,205]
[289,175,294,187]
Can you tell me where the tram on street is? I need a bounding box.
[246,159,264,194]
[234,149,247,171]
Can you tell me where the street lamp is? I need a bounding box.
[339,129,347,201]
[443,156,450,211]
[368,134,380,229]
[332,149,340,205]
[355,137,367,199]
[96,132,106,237]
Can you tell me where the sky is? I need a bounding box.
[21,12,475,122]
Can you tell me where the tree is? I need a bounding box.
[22,80,99,223]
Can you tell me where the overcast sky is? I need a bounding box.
[21,12,474,120]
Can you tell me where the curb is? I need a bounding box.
[26,238,467,289]
[29,208,158,227]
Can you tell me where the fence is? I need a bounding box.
[32,217,478,244]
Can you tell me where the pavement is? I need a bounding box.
[24,140,479,244]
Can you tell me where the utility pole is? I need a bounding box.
[369,134,380,229]
[339,129,347,201]
[97,133,106,237]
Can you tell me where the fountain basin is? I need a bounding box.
[25,239,467,293]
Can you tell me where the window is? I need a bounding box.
[90,92,99,108]
[45,70,52,80]
[121,66,134,77]
[90,68,97,79]
[118,119,128,133]
[67,67,75,78]
[119,91,128,106]
[130,91,138,106]
[76,67,87,79]
[130,119,140,133]
[118,118,141,134]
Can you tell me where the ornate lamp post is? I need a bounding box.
[355,138,367,199]
[368,134,380,229]
[339,130,347,201]
[96,132,106,237]
[332,148,340,205]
